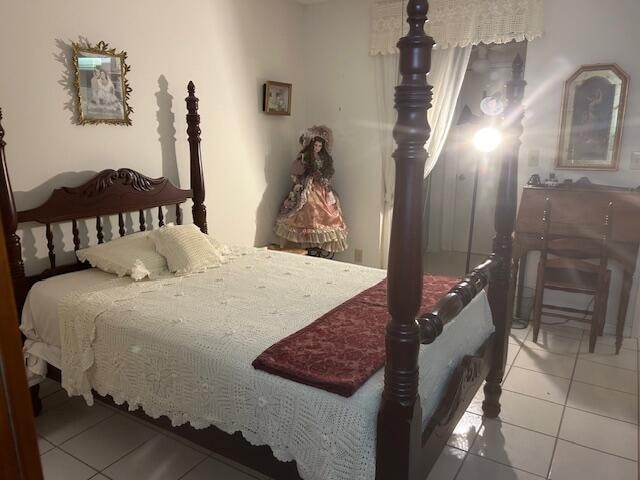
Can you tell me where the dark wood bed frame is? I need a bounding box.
[0,2,525,479]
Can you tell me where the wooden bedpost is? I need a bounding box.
[376,1,434,479]
[186,81,208,234]
[0,108,26,314]
[482,55,526,417]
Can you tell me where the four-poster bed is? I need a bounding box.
[0,1,524,478]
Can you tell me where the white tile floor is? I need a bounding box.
[36,321,639,480]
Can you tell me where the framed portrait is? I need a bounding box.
[263,81,292,116]
[556,64,629,170]
[72,41,133,125]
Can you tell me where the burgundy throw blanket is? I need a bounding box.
[252,274,459,397]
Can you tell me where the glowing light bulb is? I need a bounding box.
[473,127,502,153]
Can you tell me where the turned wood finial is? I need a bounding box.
[185,82,207,234]
[493,55,527,246]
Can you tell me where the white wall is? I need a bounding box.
[0,0,307,274]
[521,0,640,336]
[302,0,383,267]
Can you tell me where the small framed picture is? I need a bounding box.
[263,81,292,116]
[556,64,629,170]
[72,41,133,125]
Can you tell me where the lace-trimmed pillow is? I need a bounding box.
[76,232,168,281]
[149,224,227,275]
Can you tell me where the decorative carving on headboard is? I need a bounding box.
[17,169,193,224]
[74,168,165,197]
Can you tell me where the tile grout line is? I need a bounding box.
[556,437,639,464]
[450,446,469,480]
[570,377,638,397]
[452,338,522,480]
[544,328,583,479]
[576,353,640,372]
[502,326,532,385]
[464,451,548,479]
[508,361,639,396]
[205,452,271,480]
[464,400,640,447]
[88,407,263,480]
[454,330,528,480]
[499,388,639,428]
[94,430,169,476]
[42,447,99,477]
[575,341,639,372]
[92,401,267,478]
[175,455,210,480]
[40,406,117,448]
[462,408,639,464]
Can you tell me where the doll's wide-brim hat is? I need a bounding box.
[299,125,334,153]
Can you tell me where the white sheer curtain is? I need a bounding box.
[377,46,471,268]
[375,54,398,270]
[372,0,543,268]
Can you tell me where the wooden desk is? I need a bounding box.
[513,185,640,351]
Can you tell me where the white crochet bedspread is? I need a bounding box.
[59,247,493,480]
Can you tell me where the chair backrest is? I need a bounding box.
[597,202,614,275]
[540,198,614,262]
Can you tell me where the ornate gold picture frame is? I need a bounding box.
[72,41,133,125]
[263,81,292,116]
[556,64,629,171]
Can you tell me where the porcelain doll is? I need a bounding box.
[274,126,348,253]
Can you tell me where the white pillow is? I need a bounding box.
[148,224,227,275]
[76,232,168,281]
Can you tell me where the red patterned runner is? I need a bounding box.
[252,274,459,397]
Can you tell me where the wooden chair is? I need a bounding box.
[531,199,614,353]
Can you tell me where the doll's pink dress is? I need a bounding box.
[274,155,348,252]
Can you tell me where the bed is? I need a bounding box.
[0,2,526,479]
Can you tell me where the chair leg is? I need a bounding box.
[598,277,611,336]
[531,264,545,343]
[597,304,605,336]
[596,289,605,337]
[589,291,604,353]
[615,272,632,355]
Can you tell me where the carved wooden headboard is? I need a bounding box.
[0,82,207,312]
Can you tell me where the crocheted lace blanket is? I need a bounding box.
[59,247,493,480]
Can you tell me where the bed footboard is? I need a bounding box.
[420,334,494,476]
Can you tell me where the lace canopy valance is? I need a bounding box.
[370,0,544,54]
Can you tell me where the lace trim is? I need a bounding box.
[90,382,302,465]
[371,0,544,54]
[274,222,348,252]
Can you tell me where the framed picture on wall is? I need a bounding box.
[263,81,292,116]
[72,41,133,125]
[556,64,629,170]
